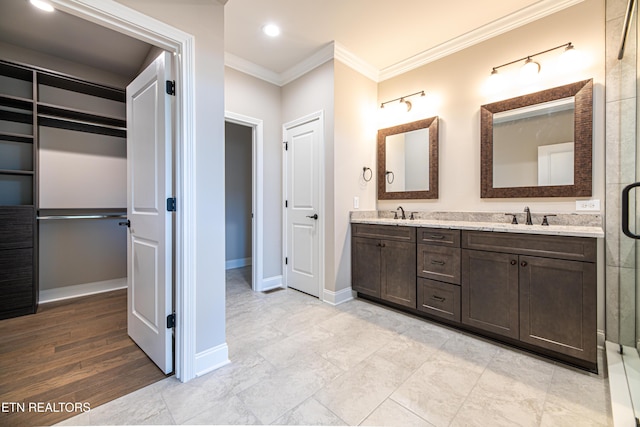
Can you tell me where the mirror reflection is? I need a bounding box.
[377,117,438,200]
[493,97,575,188]
[385,128,430,192]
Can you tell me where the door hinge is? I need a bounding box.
[285,257,288,265]
[285,200,288,208]
[166,313,176,328]
[166,80,176,96]
[167,197,177,212]
[283,141,288,150]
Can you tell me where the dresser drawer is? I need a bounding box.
[417,244,461,284]
[417,278,460,322]
[462,230,596,262]
[352,223,415,243]
[0,206,34,250]
[0,248,34,312]
[417,228,460,247]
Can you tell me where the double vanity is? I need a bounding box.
[350,212,603,372]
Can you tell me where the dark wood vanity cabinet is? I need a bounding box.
[462,230,597,366]
[352,224,416,308]
[416,228,461,322]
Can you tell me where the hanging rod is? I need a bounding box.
[37,214,127,220]
[618,0,636,60]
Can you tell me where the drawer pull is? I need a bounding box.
[510,260,517,265]
[431,260,445,265]
[521,261,528,267]
[377,242,386,248]
[430,235,445,239]
[431,295,446,302]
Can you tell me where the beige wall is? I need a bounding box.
[377,0,605,215]
[333,61,378,294]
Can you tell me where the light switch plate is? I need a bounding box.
[576,199,600,211]
[353,196,359,209]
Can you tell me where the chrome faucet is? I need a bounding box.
[397,206,406,220]
[524,206,532,225]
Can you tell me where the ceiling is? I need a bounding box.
[0,0,582,84]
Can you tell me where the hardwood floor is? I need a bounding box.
[0,290,168,426]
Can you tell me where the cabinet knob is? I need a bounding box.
[521,261,528,267]
[510,260,517,265]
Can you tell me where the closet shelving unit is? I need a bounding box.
[0,59,126,320]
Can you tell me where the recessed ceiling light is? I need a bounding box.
[262,23,280,37]
[30,0,55,12]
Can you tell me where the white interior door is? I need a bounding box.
[284,116,322,297]
[126,51,173,374]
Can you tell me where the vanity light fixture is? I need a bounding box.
[380,90,425,112]
[490,42,576,78]
[30,0,55,12]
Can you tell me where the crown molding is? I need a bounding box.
[224,0,585,86]
[378,0,585,81]
[279,42,335,86]
[333,41,379,82]
[225,52,282,85]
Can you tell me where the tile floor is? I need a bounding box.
[58,267,613,426]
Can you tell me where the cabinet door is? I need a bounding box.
[381,240,416,308]
[519,256,596,364]
[462,249,519,339]
[352,237,381,298]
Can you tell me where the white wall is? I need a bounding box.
[377,0,605,215]
[224,67,282,279]
[116,0,227,359]
[225,121,252,265]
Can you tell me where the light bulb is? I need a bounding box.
[262,24,280,37]
[520,58,541,83]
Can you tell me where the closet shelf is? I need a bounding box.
[37,72,125,102]
[38,115,126,138]
[0,94,34,111]
[0,61,33,82]
[0,132,34,143]
[0,109,33,125]
[37,103,126,128]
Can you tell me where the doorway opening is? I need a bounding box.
[225,112,264,292]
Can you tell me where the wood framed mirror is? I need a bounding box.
[480,79,593,198]
[377,117,438,200]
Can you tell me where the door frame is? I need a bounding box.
[282,111,325,300]
[52,0,197,382]
[225,112,264,292]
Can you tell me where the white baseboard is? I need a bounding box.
[606,341,636,427]
[323,287,355,306]
[195,343,230,377]
[259,275,283,292]
[225,257,252,270]
[39,278,127,303]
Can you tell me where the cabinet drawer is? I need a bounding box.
[417,278,460,322]
[462,230,596,262]
[417,244,460,284]
[417,228,460,247]
[352,223,415,243]
[0,206,34,250]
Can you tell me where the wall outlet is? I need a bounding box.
[576,199,600,211]
[353,196,359,209]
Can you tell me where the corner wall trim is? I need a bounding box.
[195,343,230,377]
[323,287,355,306]
[39,278,127,303]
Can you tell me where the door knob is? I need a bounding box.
[306,214,318,220]
[119,220,130,228]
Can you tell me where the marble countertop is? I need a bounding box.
[350,216,604,238]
